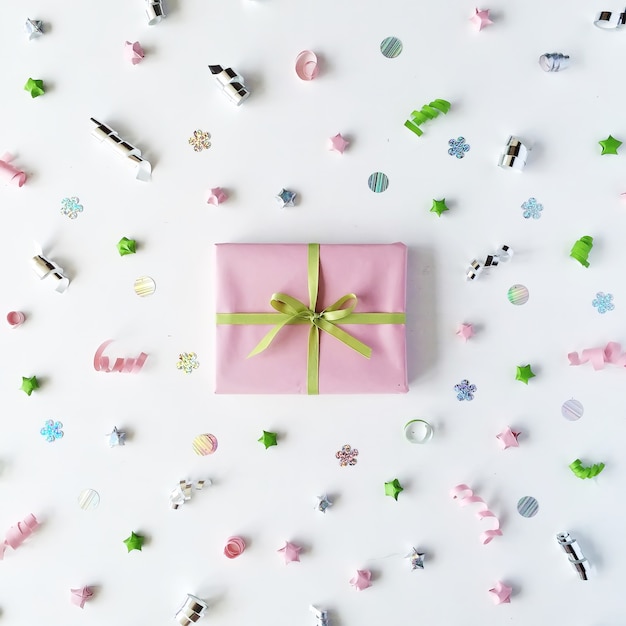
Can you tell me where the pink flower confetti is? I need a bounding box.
[336,444,358,467]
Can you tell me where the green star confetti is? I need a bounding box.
[24,77,44,98]
[515,364,536,384]
[20,375,39,396]
[258,430,278,449]
[123,531,144,552]
[430,198,449,217]
[384,478,404,500]
[117,237,137,256]
[598,135,622,155]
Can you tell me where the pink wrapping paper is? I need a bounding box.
[215,243,408,394]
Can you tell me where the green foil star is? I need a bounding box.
[258,430,278,449]
[515,364,536,384]
[24,78,44,98]
[598,135,622,155]
[117,237,137,256]
[123,531,144,552]
[384,478,404,500]
[20,375,39,396]
[430,198,449,217]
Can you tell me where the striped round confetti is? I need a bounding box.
[562,398,584,421]
[517,496,539,518]
[368,172,389,193]
[193,433,218,456]
[78,489,100,510]
[380,36,403,58]
[134,276,156,297]
[507,284,529,305]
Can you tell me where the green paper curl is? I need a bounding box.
[569,458,605,479]
[404,99,451,137]
[570,236,593,268]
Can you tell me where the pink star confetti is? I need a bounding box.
[470,8,493,30]
[329,133,349,154]
[489,581,512,605]
[207,187,228,206]
[70,586,94,609]
[124,41,144,65]
[349,569,372,591]
[496,427,520,450]
[456,323,474,342]
[277,541,302,564]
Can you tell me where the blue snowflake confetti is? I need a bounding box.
[521,197,543,220]
[40,419,63,442]
[454,379,477,401]
[592,292,615,314]
[60,196,83,219]
[448,137,470,159]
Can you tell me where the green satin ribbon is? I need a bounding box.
[216,243,406,394]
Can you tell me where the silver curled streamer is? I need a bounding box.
[310,606,329,626]
[466,245,513,281]
[30,243,70,293]
[498,136,529,171]
[169,479,210,509]
[174,594,208,625]
[539,53,570,72]
[146,0,166,25]
[90,118,152,182]
[208,65,250,106]
[594,10,626,29]
[557,532,589,581]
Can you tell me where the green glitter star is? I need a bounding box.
[515,364,536,384]
[258,430,278,449]
[20,375,39,396]
[117,237,137,256]
[24,78,44,98]
[384,478,404,500]
[430,198,449,217]
[598,135,622,155]
[123,531,144,552]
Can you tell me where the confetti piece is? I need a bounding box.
[507,284,529,305]
[20,375,39,395]
[134,276,156,297]
[384,478,404,500]
[7,311,25,328]
[404,419,433,444]
[123,531,144,552]
[224,536,246,558]
[209,65,250,105]
[175,595,208,625]
[515,364,535,384]
[568,342,626,370]
[598,135,622,155]
[570,236,593,267]
[557,532,589,580]
[488,581,512,605]
[315,494,333,513]
[499,136,528,171]
[592,292,614,314]
[24,18,44,40]
[539,53,570,72]
[0,514,39,560]
[595,10,626,28]
[207,187,228,205]
[470,7,493,30]
[117,237,136,256]
[450,484,502,544]
[169,479,208,509]
[94,340,148,373]
[329,133,349,154]
[60,196,83,219]
[380,36,403,58]
[258,430,277,449]
[146,0,166,25]
[516,496,539,518]
[188,130,211,152]
[107,426,126,447]
[448,137,470,158]
[193,434,218,455]
[521,197,543,219]
[349,569,372,591]
[70,587,93,609]
[496,427,520,450]
[569,459,605,479]
[404,99,450,136]
[78,489,100,510]
[454,379,476,401]
[430,198,449,216]
[40,420,63,442]
[310,606,330,626]
[124,41,144,65]
[336,444,358,466]
[177,352,199,374]
[30,248,70,293]
[405,548,425,570]
[295,50,320,80]
[24,78,44,98]
[467,245,512,280]
[561,398,584,421]
[0,153,27,186]
[276,188,297,207]
[278,541,302,564]
[456,323,474,341]
[368,172,389,193]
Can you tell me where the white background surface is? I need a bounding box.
[1,0,625,624]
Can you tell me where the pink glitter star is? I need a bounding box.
[329,133,349,154]
[496,427,520,450]
[456,323,474,342]
[489,581,512,605]
[349,569,372,591]
[277,541,302,564]
[470,8,493,31]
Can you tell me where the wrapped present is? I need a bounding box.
[215,243,407,394]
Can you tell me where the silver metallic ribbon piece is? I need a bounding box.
[30,244,70,293]
[557,532,589,580]
[174,594,208,625]
[539,53,570,72]
[24,19,44,40]
[169,479,209,509]
[310,606,329,626]
[208,65,250,106]
[498,136,529,171]
[146,0,166,25]
[466,245,513,281]
[90,118,152,181]
[594,10,626,29]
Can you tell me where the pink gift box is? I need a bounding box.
[215,243,408,394]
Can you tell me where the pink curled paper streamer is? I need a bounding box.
[224,536,246,559]
[450,484,502,544]
[568,342,626,370]
[93,340,148,373]
[0,153,27,187]
[0,514,39,559]
[295,51,319,81]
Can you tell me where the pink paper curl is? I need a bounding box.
[0,153,27,187]
[568,342,626,370]
[0,514,39,559]
[450,484,502,544]
[93,340,148,373]
[295,51,319,81]
[224,536,245,559]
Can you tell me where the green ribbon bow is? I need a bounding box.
[216,243,406,394]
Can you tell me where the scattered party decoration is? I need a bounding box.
[124,41,144,65]
[569,459,605,479]
[367,172,389,192]
[568,341,626,370]
[207,187,228,205]
[329,133,349,154]
[557,532,589,580]
[592,292,614,314]
[380,36,403,58]
[404,99,450,136]
[598,135,622,155]
[0,514,39,560]
[295,51,320,80]
[7,311,26,328]
[499,136,528,171]
[107,426,126,447]
[310,606,330,626]
[384,478,404,500]
[174,595,208,626]
[454,379,476,401]
[70,586,93,609]
[20,375,39,396]
[123,531,144,552]
[90,118,152,181]
[516,496,539,518]
[450,484,502,544]
[336,444,358,466]
[448,137,470,158]
[539,53,570,72]
[349,569,372,591]
[134,276,156,297]
[521,197,543,219]
[488,581,512,605]
[456,323,474,341]
[176,352,199,374]
[78,489,100,510]
[405,548,425,570]
[496,427,520,450]
[404,419,433,444]
[430,198,449,216]
[94,340,148,373]
[0,153,27,186]
[470,7,493,30]
[594,10,626,29]
[276,188,297,207]
[507,284,529,305]
[60,196,83,219]
[188,130,211,152]
[278,541,302,564]
[193,433,218,455]
[315,494,333,513]
[30,246,70,293]
[24,18,44,40]
[169,479,208,509]
[258,430,278,449]
[570,236,594,267]
[117,237,136,256]
[466,245,512,280]
[224,536,246,559]
[562,398,584,421]
[24,77,44,98]
[40,419,63,442]
[146,0,166,25]
[515,364,535,384]
[208,65,250,105]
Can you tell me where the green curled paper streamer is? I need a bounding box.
[404,99,451,136]
[569,458,605,479]
[570,236,593,268]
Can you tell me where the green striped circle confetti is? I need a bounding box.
[507,284,529,305]
[368,172,389,193]
[380,37,403,58]
[517,496,539,518]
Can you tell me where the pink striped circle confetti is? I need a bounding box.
[193,433,218,456]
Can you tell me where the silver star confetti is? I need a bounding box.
[315,494,333,513]
[276,188,297,208]
[405,547,425,570]
[107,426,126,447]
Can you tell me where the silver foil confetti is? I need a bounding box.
[146,0,166,25]
[557,532,590,580]
[24,18,44,40]
[310,606,329,626]
[208,65,250,106]
[466,245,513,281]
[90,118,152,181]
[169,479,210,509]
[498,136,529,171]
[174,594,208,625]
[30,244,70,293]
[539,53,570,72]
[594,10,626,29]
